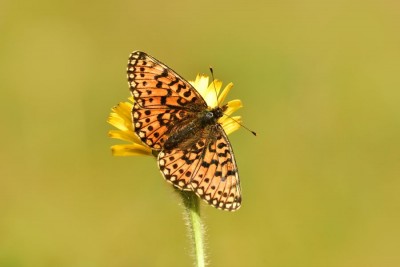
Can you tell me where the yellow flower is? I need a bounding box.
[107,74,243,156]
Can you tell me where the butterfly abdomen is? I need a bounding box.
[164,122,199,150]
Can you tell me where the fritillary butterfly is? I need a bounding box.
[127,51,241,211]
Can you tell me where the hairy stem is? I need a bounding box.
[180,190,206,267]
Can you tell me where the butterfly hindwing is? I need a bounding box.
[192,125,241,211]
[158,125,241,211]
[158,135,207,191]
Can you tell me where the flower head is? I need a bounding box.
[108,74,243,156]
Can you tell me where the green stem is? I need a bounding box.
[179,190,206,267]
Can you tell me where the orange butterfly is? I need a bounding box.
[127,51,241,211]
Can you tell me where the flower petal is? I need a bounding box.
[204,79,222,107]
[221,116,242,135]
[224,99,243,116]
[218,82,234,105]
[108,114,128,132]
[190,75,209,96]
[190,75,227,108]
[111,144,152,156]
[108,101,134,132]
[108,129,142,144]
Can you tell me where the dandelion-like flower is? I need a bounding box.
[108,74,243,156]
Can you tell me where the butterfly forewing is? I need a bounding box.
[127,51,206,109]
[127,51,242,211]
[128,51,206,149]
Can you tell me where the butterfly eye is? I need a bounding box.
[205,112,214,119]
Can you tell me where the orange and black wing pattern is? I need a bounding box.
[158,125,241,211]
[127,51,206,150]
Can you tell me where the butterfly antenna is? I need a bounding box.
[209,66,219,101]
[210,67,256,137]
[223,113,257,136]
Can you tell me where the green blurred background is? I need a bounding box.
[1,0,400,266]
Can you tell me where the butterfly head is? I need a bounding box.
[198,107,224,127]
[211,106,224,120]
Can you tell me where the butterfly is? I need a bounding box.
[127,51,241,211]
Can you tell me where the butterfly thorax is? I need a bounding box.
[199,106,223,126]
[164,107,223,150]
